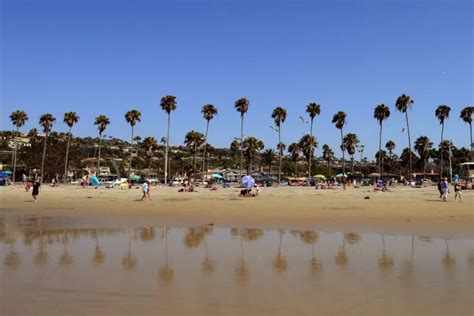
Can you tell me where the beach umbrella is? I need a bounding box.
[368,173,380,178]
[314,174,326,180]
[129,174,141,181]
[241,175,255,188]
[212,173,223,179]
[0,170,13,175]
[335,173,347,178]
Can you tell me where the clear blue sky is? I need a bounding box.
[1,0,472,159]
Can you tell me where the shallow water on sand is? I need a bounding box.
[1,215,473,316]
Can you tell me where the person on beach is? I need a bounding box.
[141,180,149,201]
[146,180,152,201]
[437,179,443,199]
[454,181,462,202]
[440,177,449,202]
[32,180,40,202]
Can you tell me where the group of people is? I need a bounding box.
[21,172,41,202]
[437,177,463,202]
[177,181,196,193]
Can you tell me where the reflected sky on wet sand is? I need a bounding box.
[1,216,473,316]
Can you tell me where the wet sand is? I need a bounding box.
[0,185,472,238]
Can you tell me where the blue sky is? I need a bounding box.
[1,0,472,159]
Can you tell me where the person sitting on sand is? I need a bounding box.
[32,180,40,203]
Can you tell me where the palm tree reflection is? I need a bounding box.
[334,233,348,267]
[92,229,105,265]
[34,228,48,266]
[442,239,455,267]
[122,229,137,270]
[140,227,156,242]
[234,233,249,283]
[4,243,20,268]
[59,230,73,266]
[378,234,394,268]
[299,231,321,274]
[273,230,287,272]
[201,237,214,276]
[158,227,174,283]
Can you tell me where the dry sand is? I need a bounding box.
[0,184,472,238]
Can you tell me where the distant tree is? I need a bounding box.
[271,106,287,182]
[332,111,347,188]
[39,113,56,183]
[305,102,321,175]
[414,136,433,175]
[235,97,250,179]
[94,115,110,172]
[374,104,390,177]
[63,112,80,182]
[459,106,473,158]
[184,130,204,178]
[9,110,28,182]
[288,142,301,176]
[343,133,359,174]
[262,149,277,174]
[322,144,334,176]
[435,105,451,177]
[201,104,218,181]
[299,134,317,175]
[395,94,414,183]
[242,136,264,174]
[160,95,177,184]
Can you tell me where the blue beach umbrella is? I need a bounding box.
[241,175,255,188]
[212,173,223,179]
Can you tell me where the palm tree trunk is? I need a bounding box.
[202,120,209,183]
[440,122,444,178]
[164,114,171,184]
[12,126,19,183]
[278,123,282,183]
[351,155,354,174]
[378,123,383,179]
[327,160,330,176]
[128,126,134,178]
[309,118,313,176]
[340,129,346,190]
[405,112,413,185]
[40,133,48,184]
[240,115,244,179]
[97,133,103,173]
[295,160,298,176]
[470,122,473,159]
[193,148,197,179]
[64,126,72,183]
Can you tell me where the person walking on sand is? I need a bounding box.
[32,180,40,202]
[440,177,449,202]
[454,181,462,202]
[146,180,152,201]
[437,179,443,199]
[141,180,149,202]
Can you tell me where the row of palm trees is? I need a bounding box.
[8,95,473,183]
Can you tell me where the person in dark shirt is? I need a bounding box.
[32,181,40,202]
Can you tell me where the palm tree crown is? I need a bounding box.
[184,130,204,153]
[94,115,110,134]
[125,109,141,127]
[39,114,56,133]
[374,104,390,124]
[271,107,287,127]
[202,104,218,121]
[460,106,473,124]
[63,112,80,128]
[332,111,346,129]
[306,103,321,120]
[395,94,414,113]
[385,140,396,154]
[10,110,29,128]
[234,98,249,116]
[435,105,451,124]
[160,96,177,113]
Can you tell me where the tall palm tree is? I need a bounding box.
[184,130,204,179]
[374,104,391,178]
[160,95,177,184]
[322,144,334,176]
[414,136,433,175]
[63,112,80,182]
[306,102,321,175]
[395,94,414,184]
[242,136,264,174]
[343,133,359,174]
[235,98,249,178]
[94,115,110,172]
[299,134,317,175]
[332,111,347,189]
[271,107,287,183]
[385,140,396,173]
[201,104,218,182]
[435,105,451,177]
[460,106,473,157]
[9,110,28,183]
[288,142,301,176]
[39,114,56,183]
[125,109,141,178]
[262,149,276,174]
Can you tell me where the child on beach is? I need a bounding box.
[141,181,149,201]
[454,182,462,202]
[32,180,40,202]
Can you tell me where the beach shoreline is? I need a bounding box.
[0,185,472,239]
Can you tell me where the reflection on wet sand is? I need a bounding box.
[1,215,473,315]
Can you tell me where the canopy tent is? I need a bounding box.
[314,174,326,180]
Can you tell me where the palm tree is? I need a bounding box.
[460,106,473,157]
[385,140,396,173]
[288,143,301,176]
[374,104,391,178]
[184,130,204,178]
[306,102,321,175]
[414,136,433,175]
[262,149,276,174]
[435,105,451,177]
[94,115,110,172]
[160,95,177,184]
[235,98,249,178]
[343,133,359,174]
[63,112,80,182]
[299,134,317,175]
[332,111,347,189]
[242,136,264,174]
[124,109,141,178]
[201,104,218,181]
[273,230,288,272]
[9,110,28,183]
[39,114,56,183]
[395,94,414,184]
[271,107,287,183]
[375,150,388,174]
[322,144,334,176]
[143,136,158,169]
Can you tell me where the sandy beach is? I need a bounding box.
[1,185,472,238]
